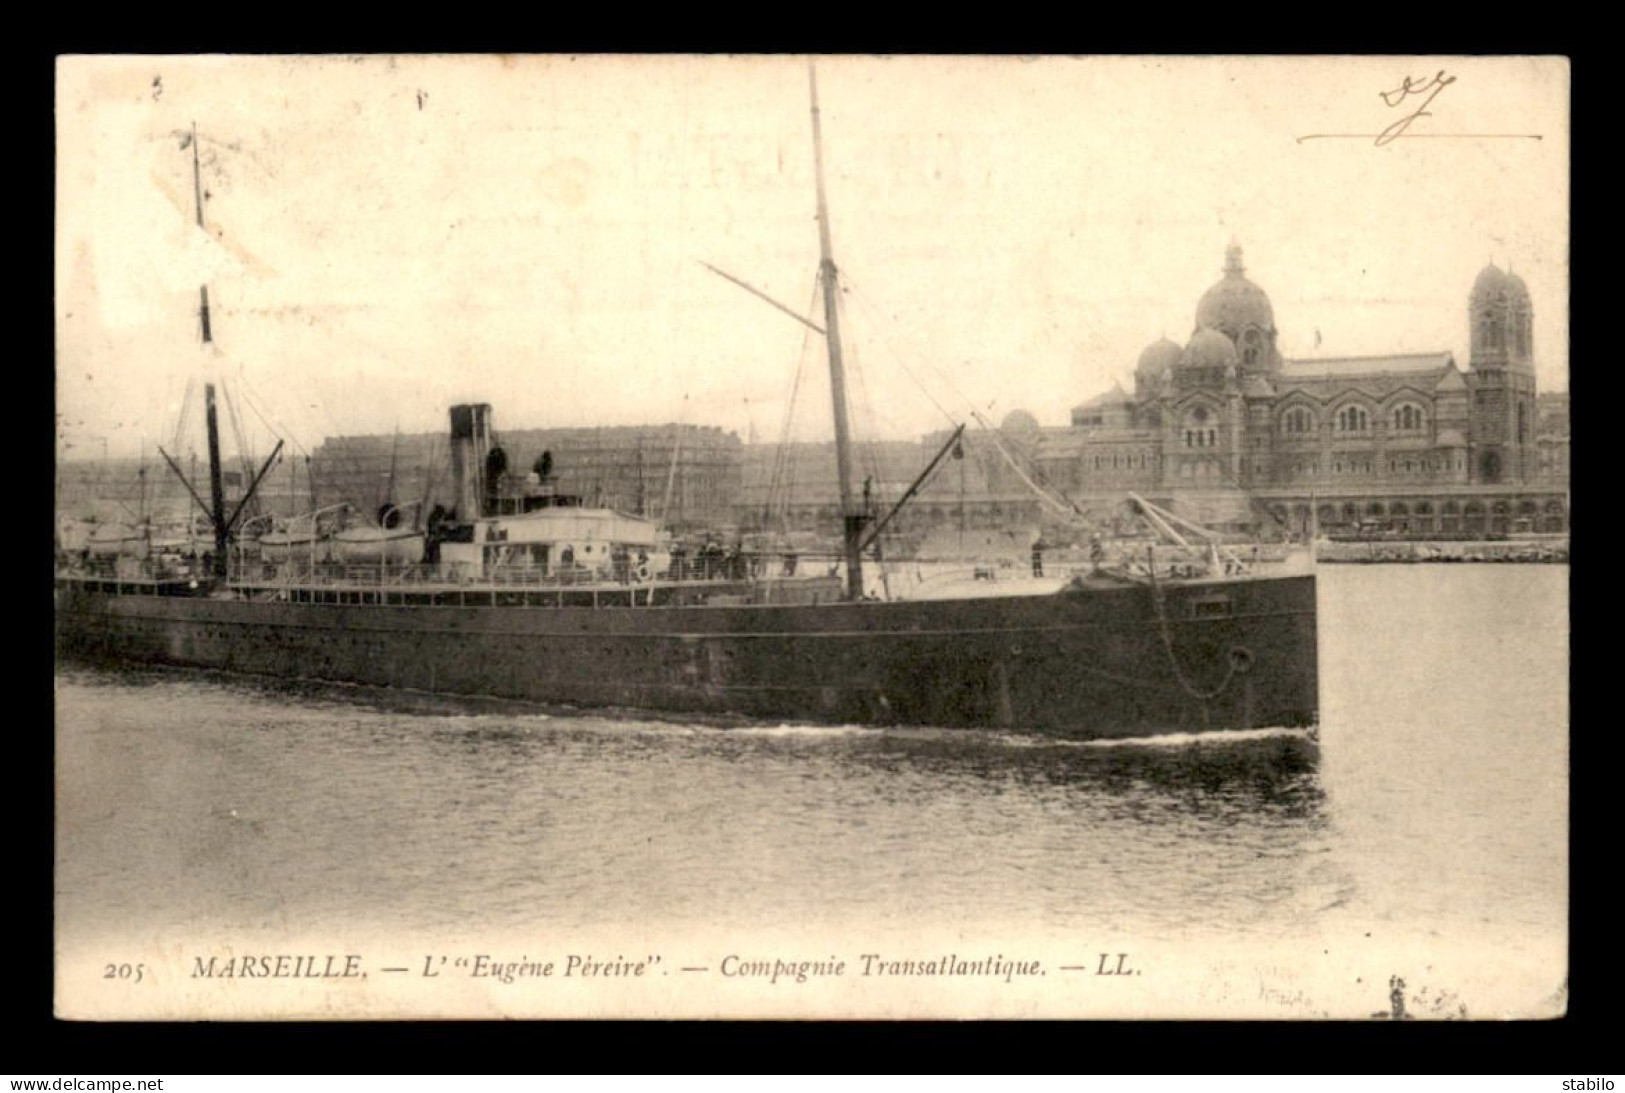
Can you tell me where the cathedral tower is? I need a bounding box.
[1467,263,1538,483]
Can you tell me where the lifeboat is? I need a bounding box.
[331,503,425,565]
[86,522,149,559]
[331,526,425,565]
[260,504,348,564]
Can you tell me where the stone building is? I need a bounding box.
[1013,245,1569,536]
[57,246,1568,543]
[312,423,742,530]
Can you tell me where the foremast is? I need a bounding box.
[158,122,283,580]
[808,63,867,601]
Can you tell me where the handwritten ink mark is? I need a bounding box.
[1375,70,1455,144]
[416,90,428,111]
[1297,69,1542,145]
[151,76,162,102]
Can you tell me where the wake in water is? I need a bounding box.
[56,662,1315,751]
[990,726,1317,750]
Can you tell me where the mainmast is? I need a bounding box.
[808,62,866,601]
[205,383,229,576]
[193,121,227,577]
[193,123,214,345]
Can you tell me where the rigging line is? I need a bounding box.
[171,376,197,456]
[224,382,266,514]
[843,273,993,431]
[853,351,899,527]
[217,379,256,481]
[840,276,958,427]
[964,399,1097,523]
[232,365,313,458]
[766,325,805,522]
[236,379,309,460]
[766,277,822,529]
[968,410,1081,520]
[837,287,888,517]
[834,283,930,529]
[990,446,1076,519]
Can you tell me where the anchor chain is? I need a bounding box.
[1148,571,1238,704]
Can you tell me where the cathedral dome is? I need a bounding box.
[1195,243,1275,334]
[1000,408,1041,439]
[1472,263,1512,300]
[1505,269,1531,302]
[1136,337,1182,380]
[1181,327,1238,368]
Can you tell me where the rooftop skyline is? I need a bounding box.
[57,55,1569,461]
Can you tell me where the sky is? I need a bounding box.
[56,55,1569,463]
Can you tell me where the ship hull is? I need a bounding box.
[55,575,1317,739]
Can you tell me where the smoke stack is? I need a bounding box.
[449,403,493,519]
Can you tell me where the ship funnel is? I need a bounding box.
[449,403,494,519]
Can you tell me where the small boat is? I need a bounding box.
[85,522,149,559]
[331,508,426,566]
[259,504,348,564]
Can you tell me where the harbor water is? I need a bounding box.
[54,564,1567,1019]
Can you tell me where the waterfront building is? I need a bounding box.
[312,423,742,530]
[1011,246,1570,536]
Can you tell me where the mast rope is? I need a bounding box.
[838,286,895,526]
[234,367,312,459]
[842,276,960,428]
[764,277,822,531]
[171,377,197,458]
[841,274,1101,530]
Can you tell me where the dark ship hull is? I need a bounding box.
[55,572,1316,739]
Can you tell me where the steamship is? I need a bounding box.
[53,68,1318,740]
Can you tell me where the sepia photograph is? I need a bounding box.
[53,53,1569,1020]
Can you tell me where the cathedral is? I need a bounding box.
[1015,244,1568,536]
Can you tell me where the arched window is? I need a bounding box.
[1392,403,1425,432]
[1336,405,1370,433]
[1240,329,1262,367]
[1183,406,1213,449]
[1282,407,1314,435]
